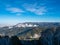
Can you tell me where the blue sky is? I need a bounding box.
[0,0,60,25]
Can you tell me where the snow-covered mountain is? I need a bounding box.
[0,22,60,37]
[14,23,39,27]
[0,22,60,28]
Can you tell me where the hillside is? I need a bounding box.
[0,22,60,39]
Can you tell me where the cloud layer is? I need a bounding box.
[7,8,23,13]
[23,3,47,15]
[5,0,48,16]
[6,7,24,16]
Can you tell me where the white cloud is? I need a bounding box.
[23,3,47,15]
[35,7,47,15]
[6,7,24,13]
[6,3,47,16]
[6,6,25,16]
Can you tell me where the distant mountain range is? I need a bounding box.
[0,22,60,39]
[0,22,60,27]
[14,22,60,28]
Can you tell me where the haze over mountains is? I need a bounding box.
[0,22,60,27]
